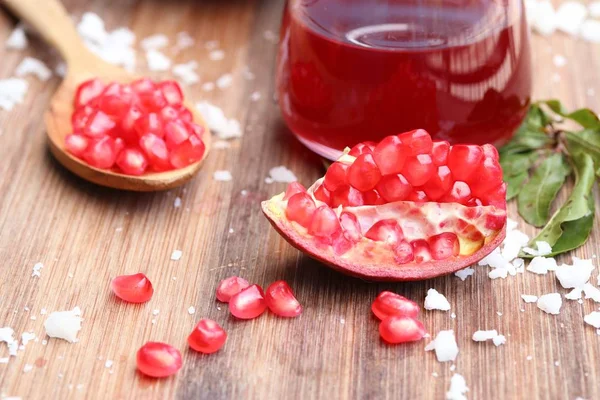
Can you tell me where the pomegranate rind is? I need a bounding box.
[261,183,506,281]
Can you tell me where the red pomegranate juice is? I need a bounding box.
[276,0,532,159]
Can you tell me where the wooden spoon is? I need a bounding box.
[3,0,211,191]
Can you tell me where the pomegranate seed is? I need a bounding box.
[283,182,307,200]
[178,106,194,123]
[428,232,460,260]
[402,154,435,186]
[114,137,125,155]
[188,319,227,354]
[332,232,354,255]
[120,105,143,144]
[372,291,420,320]
[83,137,116,169]
[229,284,267,319]
[363,189,385,205]
[394,240,415,263]
[339,212,362,241]
[347,153,382,191]
[323,162,349,192]
[83,110,116,138]
[373,135,408,175]
[102,82,122,97]
[411,240,432,263]
[265,280,303,317]
[110,273,153,303]
[131,78,156,95]
[479,183,507,209]
[160,105,180,122]
[421,166,453,200]
[431,141,450,165]
[65,134,89,157]
[169,136,205,169]
[71,106,93,131]
[286,193,316,228]
[448,144,484,181]
[75,78,105,108]
[379,316,426,344]
[466,197,484,207]
[139,134,171,171]
[138,89,167,111]
[376,174,412,202]
[164,120,191,149]
[331,185,364,207]
[216,276,250,302]
[313,184,332,204]
[485,213,506,231]
[136,342,182,378]
[134,113,163,138]
[348,141,376,157]
[407,190,429,202]
[398,129,433,155]
[309,206,341,237]
[98,95,130,117]
[470,157,503,197]
[482,143,499,160]
[116,148,148,175]
[159,81,184,105]
[442,181,472,205]
[365,220,403,243]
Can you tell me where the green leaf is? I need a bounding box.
[565,130,600,169]
[506,171,528,200]
[523,153,596,257]
[544,99,569,116]
[517,153,571,227]
[566,109,600,130]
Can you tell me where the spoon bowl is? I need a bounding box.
[4,0,211,191]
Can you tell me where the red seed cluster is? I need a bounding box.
[372,291,426,344]
[314,129,505,209]
[66,78,206,175]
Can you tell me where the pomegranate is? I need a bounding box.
[216,276,250,303]
[372,291,419,320]
[110,273,154,303]
[229,284,267,319]
[379,316,426,344]
[66,79,208,175]
[188,319,227,354]
[265,280,303,317]
[261,130,507,281]
[136,342,182,378]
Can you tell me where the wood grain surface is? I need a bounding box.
[0,1,599,399]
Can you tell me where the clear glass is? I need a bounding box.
[276,0,532,160]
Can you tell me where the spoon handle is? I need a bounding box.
[4,0,89,66]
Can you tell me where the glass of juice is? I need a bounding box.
[276,0,532,160]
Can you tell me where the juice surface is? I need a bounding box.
[276,0,532,159]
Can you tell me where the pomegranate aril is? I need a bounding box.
[283,182,307,200]
[347,153,382,191]
[373,135,408,175]
[442,181,472,205]
[72,106,93,131]
[139,133,171,171]
[83,110,116,138]
[470,157,503,196]
[482,143,499,160]
[188,319,227,354]
[286,193,316,228]
[331,185,364,207]
[75,78,105,108]
[102,82,122,97]
[323,162,349,192]
[111,273,153,303]
[160,105,180,122]
[120,106,143,143]
[348,141,376,157]
[114,137,125,155]
[407,190,428,202]
[65,134,89,157]
[136,342,182,378]
[164,120,191,149]
[339,211,362,241]
[431,141,450,165]
[394,240,415,264]
[332,233,353,255]
[402,154,435,186]
[83,137,116,169]
[448,144,484,181]
[480,182,507,209]
[376,174,412,202]
[372,291,420,320]
[138,89,167,111]
[159,81,184,105]
[379,316,426,344]
[116,148,148,175]
[411,239,432,263]
[398,129,433,155]
[428,232,460,260]
[365,219,403,243]
[313,184,332,204]
[131,78,156,95]
[177,105,193,123]
[421,166,453,201]
[98,95,130,117]
[265,280,303,317]
[363,189,385,205]
[229,284,267,319]
[309,206,341,237]
[216,276,250,303]
[134,113,163,137]
[169,135,205,168]
[466,198,483,207]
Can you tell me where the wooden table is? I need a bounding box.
[0,1,599,399]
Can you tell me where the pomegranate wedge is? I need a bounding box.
[261,130,507,281]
